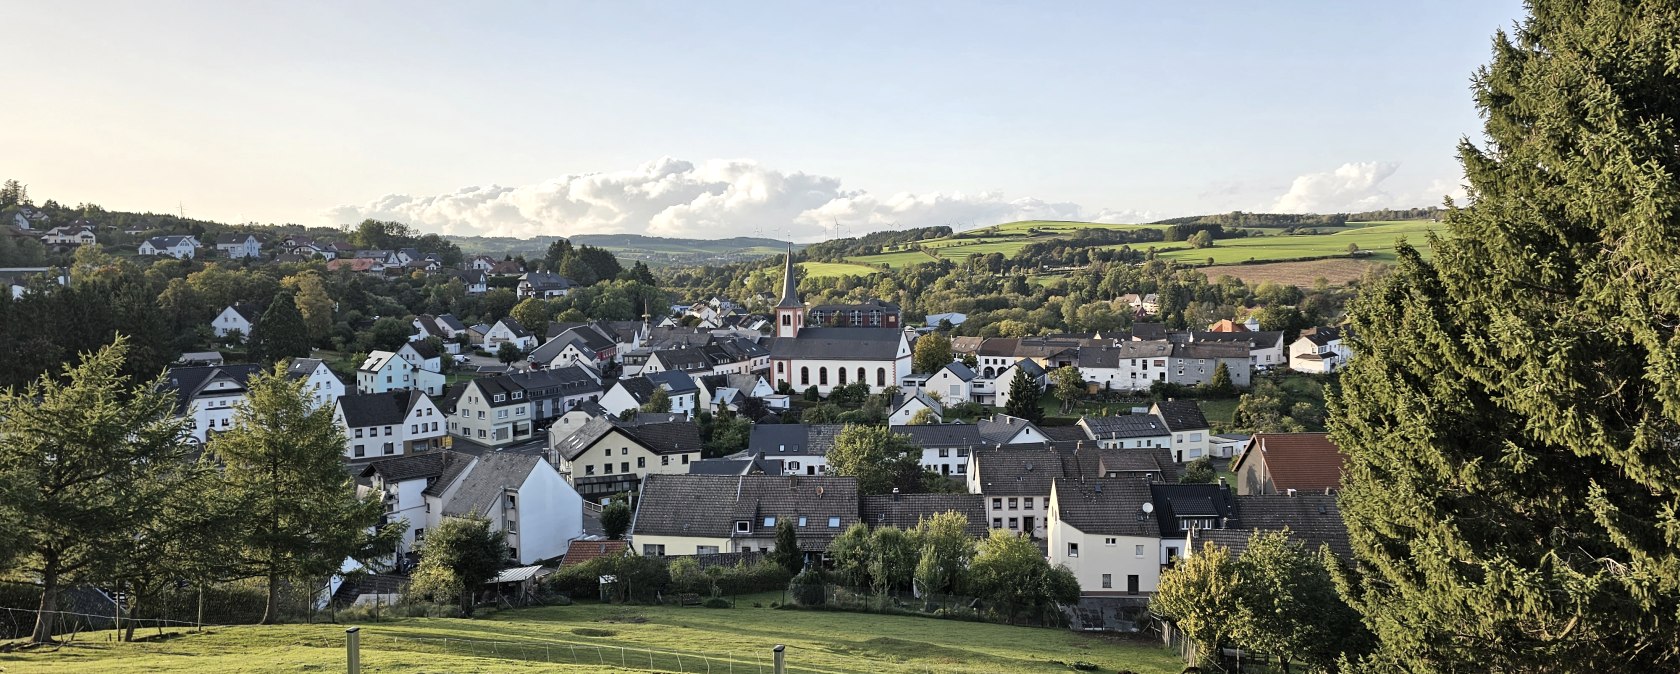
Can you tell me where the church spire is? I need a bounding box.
[776,246,801,309]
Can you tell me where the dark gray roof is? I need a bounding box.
[891,390,945,417]
[633,474,859,549]
[1052,478,1158,537]
[889,423,984,448]
[495,319,532,339]
[442,451,543,517]
[1297,326,1342,346]
[687,455,784,476]
[969,444,1067,496]
[746,423,846,457]
[406,340,440,360]
[1077,341,1174,368]
[769,328,903,361]
[1081,414,1171,440]
[610,377,657,405]
[650,347,712,372]
[860,494,988,537]
[559,324,616,352]
[977,415,1044,444]
[215,232,258,244]
[225,303,261,323]
[1171,342,1250,360]
[1130,323,1170,341]
[338,390,428,427]
[436,313,467,331]
[1193,494,1352,559]
[938,362,977,382]
[161,364,263,414]
[648,370,698,394]
[1192,330,1285,348]
[1041,425,1091,442]
[503,366,601,399]
[360,450,472,483]
[553,416,701,460]
[776,253,801,309]
[145,235,197,248]
[284,358,327,380]
[1008,359,1046,377]
[1152,400,1209,432]
[1148,483,1238,537]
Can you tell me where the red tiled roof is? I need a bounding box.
[561,540,628,565]
[1236,433,1345,492]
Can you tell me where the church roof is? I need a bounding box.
[776,251,802,309]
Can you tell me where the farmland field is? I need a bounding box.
[844,249,939,268]
[0,597,1182,674]
[1149,221,1442,265]
[1200,259,1388,288]
[797,261,887,278]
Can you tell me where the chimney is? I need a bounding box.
[1286,488,1298,496]
[1217,476,1226,488]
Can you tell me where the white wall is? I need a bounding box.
[1049,520,1160,595]
[513,461,584,564]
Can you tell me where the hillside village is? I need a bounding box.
[1,188,1362,664]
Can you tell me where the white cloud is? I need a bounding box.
[1419,176,1469,206]
[326,157,1157,240]
[1268,161,1400,213]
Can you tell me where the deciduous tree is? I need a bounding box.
[408,517,509,616]
[911,332,952,375]
[827,425,924,495]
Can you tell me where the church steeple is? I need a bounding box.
[774,247,804,339]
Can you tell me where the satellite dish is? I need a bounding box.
[1141,502,1155,514]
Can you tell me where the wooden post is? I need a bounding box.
[345,627,360,674]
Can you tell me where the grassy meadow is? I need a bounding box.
[1,597,1183,674]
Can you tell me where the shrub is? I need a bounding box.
[702,597,731,609]
[789,569,827,607]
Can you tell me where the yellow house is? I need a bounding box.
[630,474,859,558]
[550,416,702,502]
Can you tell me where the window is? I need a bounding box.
[643,544,665,556]
[497,409,507,419]
[1067,543,1079,557]
[383,443,394,455]
[819,368,828,386]
[837,368,847,385]
[1008,498,1018,510]
[1008,518,1018,529]
[696,545,719,555]
[992,517,1002,528]
[585,465,595,475]
[1127,574,1139,595]
[1102,574,1113,589]
[637,457,646,468]
[992,498,1002,509]
[797,516,807,527]
[1135,544,1145,557]
[1024,498,1034,510]
[413,528,424,541]
[621,462,629,473]
[949,384,961,398]
[938,448,949,458]
[957,464,966,474]
[1105,537,1117,546]
[736,520,750,533]
[857,367,866,384]
[827,517,840,528]
[957,447,969,457]
[354,445,365,458]
[1189,432,1202,442]
[493,394,505,402]
[354,428,363,439]
[506,494,517,509]
[605,448,613,457]
[385,426,393,436]
[622,447,629,455]
[661,456,669,466]
[478,429,486,438]
[682,455,689,464]
[800,367,809,386]
[411,424,418,434]
[877,368,886,387]
[604,463,613,474]
[763,517,776,527]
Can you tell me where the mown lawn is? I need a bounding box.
[1,599,1182,674]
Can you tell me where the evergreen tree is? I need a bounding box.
[1205,362,1235,397]
[1329,4,1680,669]
[0,339,194,643]
[1004,367,1043,423]
[250,289,310,363]
[600,500,632,540]
[407,517,508,617]
[209,366,400,624]
[770,520,803,574]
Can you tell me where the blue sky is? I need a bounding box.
[3,1,1525,240]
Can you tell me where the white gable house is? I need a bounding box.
[211,304,260,342]
[139,235,200,259]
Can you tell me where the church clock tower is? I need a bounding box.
[774,248,804,339]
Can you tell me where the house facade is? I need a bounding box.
[286,357,345,411]
[631,474,859,557]
[139,235,200,259]
[211,303,259,342]
[335,390,445,460]
[551,417,704,500]
[163,364,263,444]
[1049,478,1162,596]
[215,233,263,259]
[1289,327,1352,373]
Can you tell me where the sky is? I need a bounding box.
[3,1,1526,242]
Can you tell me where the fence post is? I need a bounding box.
[772,644,785,674]
[345,627,360,674]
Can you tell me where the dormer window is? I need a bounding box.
[736,520,751,533]
[827,517,841,528]
[493,394,505,402]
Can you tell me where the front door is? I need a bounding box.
[1126,575,1139,595]
[1022,516,1035,538]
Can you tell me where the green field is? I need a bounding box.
[843,249,939,269]
[1,598,1182,674]
[798,261,886,278]
[1148,221,1442,265]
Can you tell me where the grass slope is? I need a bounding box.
[1150,221,1441,265]
[2,599,1182,674]
[798,261,887,279]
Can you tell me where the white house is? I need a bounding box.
[211,303,260,342]
[1151,399,1212,463]
[484,318,537,352]
[888,390,944,426]
[517,271,575,299]
[413,313,469,343]
[40,225,96,246]
[922,362,978,404]
[214,233,263,259]
[335,389,445,460]
[1077,340,1174,393]
[163,364,263,444]
[1289,326,1352,374]
[394,341,446,395]
[1049,478,1162,596]
[286,357,345,411]
[356,351,414,395]
[991,359,1047,412]
[358,450,473,559]
[139,235,200,259]
[1076,414,1172,450]
[442,451,584,565]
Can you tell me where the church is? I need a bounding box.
[768,252,911,396]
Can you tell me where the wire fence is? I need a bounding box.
[369,633,815,674]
